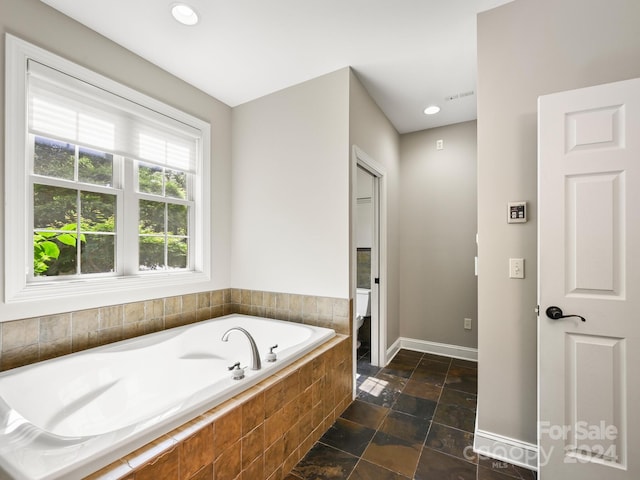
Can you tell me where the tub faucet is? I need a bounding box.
[221,327,262,370]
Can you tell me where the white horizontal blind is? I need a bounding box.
[28,60,199,173]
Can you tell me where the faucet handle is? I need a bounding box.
[265,344,278,363]
[228,362,245,380]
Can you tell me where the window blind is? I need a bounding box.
[27,59,199,173]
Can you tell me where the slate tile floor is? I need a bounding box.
[287,348,537,480]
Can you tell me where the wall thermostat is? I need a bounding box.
[508,201,527,223]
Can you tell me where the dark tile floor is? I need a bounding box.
[286,348,537,480]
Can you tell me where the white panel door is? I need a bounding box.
[538,77,640,479]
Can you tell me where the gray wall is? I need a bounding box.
[0,0,232,320]
[477,0,640,445]
[349,71,401,350]
[230,68,351,299]
[399,121,477,348]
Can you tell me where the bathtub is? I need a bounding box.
[0,314,335,480]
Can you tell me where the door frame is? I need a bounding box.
[351,145,387,379]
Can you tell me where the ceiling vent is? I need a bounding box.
[445,90,475,101]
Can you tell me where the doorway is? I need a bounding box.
[352,146,386,377]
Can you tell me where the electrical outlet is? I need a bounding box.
[464,318,472,330]
[436,139,444,150]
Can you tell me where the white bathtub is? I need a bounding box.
[0,314,335,480]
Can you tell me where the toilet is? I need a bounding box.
[355,288,371,348]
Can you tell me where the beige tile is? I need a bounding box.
[263,292,277,309]
[183,294,197,313]
[165,313,187,329]
[286,297,299,319]
[302,296,317,315]
[124,302,145,324]
[1,344,39,371]
[2,318,39,351]
[333,298,349,318]
[222,288,232,304]
[230,288,242,304]
[197,307,213,322]
[240,289,252,306]
[250,290,263,307]
[39,337,72,361]
[317,297,333,317]
[123,320,147,340]
[164,296,181,316]
[39,314,71,343]
[100,305,123,330]
[275,293,290,311]
[97,326,123,346]
[198,292,211,309]
[211,289,224,307]
[145,317,164,334]
[72,308,100,333]
[145,299,164,320]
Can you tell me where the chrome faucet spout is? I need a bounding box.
[221,327,262,370]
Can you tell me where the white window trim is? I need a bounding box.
[4,34,211,307]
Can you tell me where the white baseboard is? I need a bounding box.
[386,337,401,362]
[387,336,478,362]
[474,429,538,471]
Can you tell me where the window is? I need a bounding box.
[5,35,211,304]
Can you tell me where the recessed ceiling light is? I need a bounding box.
[423,105,441,115]
[171,3,199,26]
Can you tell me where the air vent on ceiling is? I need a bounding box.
[445,90,475,101]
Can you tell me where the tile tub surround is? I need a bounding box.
[0,289,351,371]
[78,334,352,480]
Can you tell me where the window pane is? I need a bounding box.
[165,169,187,199]
[81,191,116,232]
[138,162,163,195]
[78,146,113,186]
[139,200,165,233]
[139,236,164,270]
[168,237,187,269]
[81,234,115,273]
[33,184,77,229]
[34,137,75,180]
[167,204,188,235]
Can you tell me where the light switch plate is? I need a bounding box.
[509,258,525,279]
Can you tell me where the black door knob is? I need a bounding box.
[545,306,586,322]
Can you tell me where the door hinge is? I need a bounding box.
[374,278,380,284]
[535,305,540,316]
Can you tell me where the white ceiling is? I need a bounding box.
[41,0,513,134]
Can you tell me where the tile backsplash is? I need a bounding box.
[0,289,351,371]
